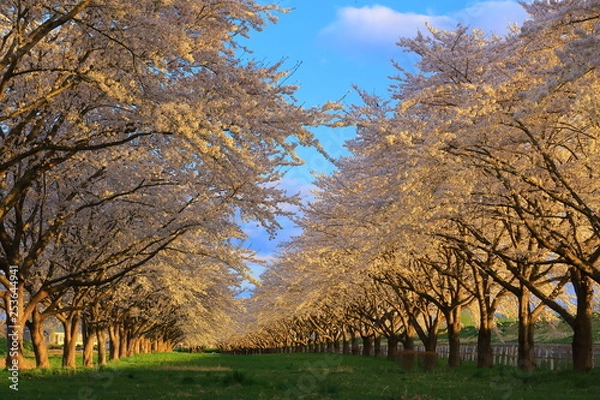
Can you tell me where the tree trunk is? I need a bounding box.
[401,332,416,351]
[143,338,152,354]
[319,341,326,353]
[333,338,341,354]
[108,325,120,361]
[127,333,137,357]
[158,338,173,352]
[387,334,399,360]
[97,328,108,365]
[571,273,593,373]
[135,336,143,355]
[420,332,436,352]
[157,338,167,352]
[477,321,494,368]
[82,317,95,368]
[517,289,536,370]
[477,305,494,368]
[373,336,382,357]
[351,331,360,355]
[61,312,81,369]
[361,334,373,356]
[447,318,462,367]
[27,307,50,368]
[342,331,351,354]
[82,318,95,367]
[119,326,128,359]
[326,339,334,353]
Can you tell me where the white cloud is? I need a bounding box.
[454,1,529,34]
[275,177,317,213]
[318,1,529,56]
[318,5,452,55]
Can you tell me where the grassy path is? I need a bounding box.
[1,352,599,399]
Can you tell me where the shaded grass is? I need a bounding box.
[1,352,599,399]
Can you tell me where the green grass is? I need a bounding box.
[1,352,599,399]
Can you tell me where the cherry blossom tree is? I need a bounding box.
[226,1,599,376]
[389,0,600,372]
[1,0,337,368]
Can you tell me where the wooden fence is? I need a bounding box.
[408,343,600,370]
[240,343,600,371]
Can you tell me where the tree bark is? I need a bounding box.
[135,336,143,355]
[82,317,95,367]
[374,336,382,357]
[97,327,108,365]
[447,318,462,367]
[326,339,334,353]
[27,307,50,368]
[387,334,399,360]
[342,331,351,354]
[119,326,128,359]
[333,338,341,354]
[351,330,360,355]
[477,320,494,368]
[571,273,593,373]
[61,312,81,369]
[127,332,137,357]
[350,338,360,355]
[476,299,495,368]
[361,334,373,356]
[401,331,416,351]
[142,338,152,354]
[420,331,436,352]
[108,324,120,361]
[319,341,326,353]
[517,288,536,371]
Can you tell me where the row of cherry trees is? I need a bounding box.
[227,0,600,374]
[0,1,335,368]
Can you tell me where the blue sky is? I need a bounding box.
[239,0,530,281]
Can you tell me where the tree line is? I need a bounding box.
[0,0,335,369]
[225,0,600,374]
